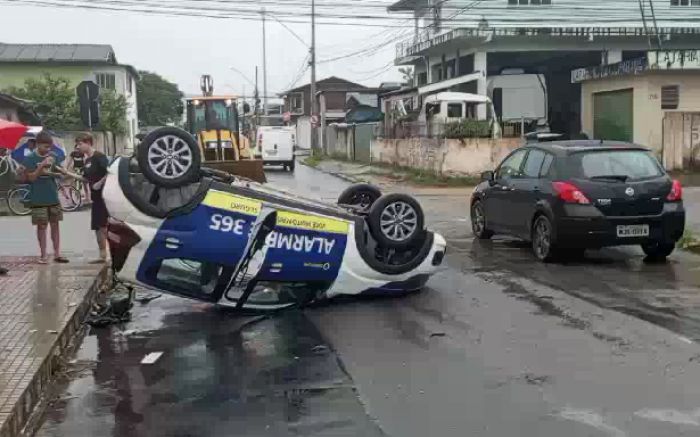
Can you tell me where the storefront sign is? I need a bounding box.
[648,50,700,70]
[571,57,648,83]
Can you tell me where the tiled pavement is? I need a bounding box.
[0,257,109,437]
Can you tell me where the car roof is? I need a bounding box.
[524,140,650,156]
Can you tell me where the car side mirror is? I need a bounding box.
[481,170,494,183]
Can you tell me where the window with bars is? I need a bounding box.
[508,0,552,5]
[95,73,116,90]
[671,0,700,6]
[661,85,680,109]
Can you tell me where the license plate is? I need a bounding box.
[616,224,649,238]
[266,149,277,155]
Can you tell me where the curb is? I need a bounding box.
[0,266,111,437]
[298,159,361,184]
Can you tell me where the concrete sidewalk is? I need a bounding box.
[0,258,109,437]
[304,158,474,197]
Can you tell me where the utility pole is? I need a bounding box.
[310,0,318,153]
[254,66,260,130]
[262,7,268,115]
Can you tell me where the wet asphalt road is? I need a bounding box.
[36,164,700,437]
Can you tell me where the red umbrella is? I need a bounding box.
[0,120,29,150]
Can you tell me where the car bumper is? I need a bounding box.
[554,202,685,248]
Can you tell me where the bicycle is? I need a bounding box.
[6,184,30,215]
[58,181,82,212]
[0,154,20,178]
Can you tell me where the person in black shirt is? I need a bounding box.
[77,133,110,263]
[68,143,90,203]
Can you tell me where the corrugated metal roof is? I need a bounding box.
[0,43,116,63]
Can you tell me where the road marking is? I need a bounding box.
[678,336,693,344]
[635,408,700,426]
[141,352,163,365]
[557,408,626,437]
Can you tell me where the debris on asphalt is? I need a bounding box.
[311,344,329,354]
[141,352,164,365]
[135,291,162,304]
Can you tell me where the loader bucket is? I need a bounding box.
[203,159,267,183]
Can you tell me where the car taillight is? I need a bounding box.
[667,179,682,201]
[552,181,591,205]
[107,218,141,272]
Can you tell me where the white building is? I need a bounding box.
[0,43,139,153]
[388,0,700,136]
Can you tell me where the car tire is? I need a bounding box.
[532,215,557,262]
[368,193,425,250]
[641,242,675,262]
[471,200,493,239]
[137,127,201,188]
[337,183,382,209]
[288,160,295,172]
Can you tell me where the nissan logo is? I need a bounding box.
[625,187,635,197]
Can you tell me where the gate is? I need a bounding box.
[352,123,375,163]
[662,112,700,171]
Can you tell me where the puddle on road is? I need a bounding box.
[36,296,385,437]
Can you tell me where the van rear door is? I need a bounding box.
[259,127,294,163]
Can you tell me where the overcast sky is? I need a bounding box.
[0,2,407,97]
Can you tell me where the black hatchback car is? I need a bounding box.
[470,141,685,262]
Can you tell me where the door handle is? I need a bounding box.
[164,237,182,250]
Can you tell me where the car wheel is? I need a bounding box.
[368,193,425,249]
[288,160,295,172]
[471,200,493,239]
[337,183,382,209]
[532,215,557,262]
[641,242,675,262]
[137,127,201,188]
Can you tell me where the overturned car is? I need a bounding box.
[104,127,446,310]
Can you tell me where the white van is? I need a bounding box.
[419,92,502,138]
[256,126,296,172]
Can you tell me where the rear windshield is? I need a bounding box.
[569,150,663,181]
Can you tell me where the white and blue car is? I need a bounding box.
[104,127,446,310]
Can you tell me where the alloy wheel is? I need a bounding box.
[379,201,418,242]
[533,217,552,260]
[147,135,193,180]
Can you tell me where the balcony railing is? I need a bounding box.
[395,26,700,61]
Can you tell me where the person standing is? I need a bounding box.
[77,133,110,263]
[68,142,90,204]
[23,131,68,264]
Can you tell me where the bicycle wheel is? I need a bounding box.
[0,157,9,177]
[59,186,82,212]
[7,187,31,216]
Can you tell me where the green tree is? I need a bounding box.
[399,67,414,85]
[5,74,80,130]
[97,90,128,136]
[136,71,184,126]
[96,89,128,155]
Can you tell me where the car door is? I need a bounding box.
[484,148,527,232]
[134,194,253,302]
[510,148,547,238]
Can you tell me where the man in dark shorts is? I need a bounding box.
[23,131,68,264]
[68,142,90,203]
[77,133,110,263]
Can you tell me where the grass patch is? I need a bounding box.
[303,154,325,168]
[677,230,700,253]
[366,161,479,187]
